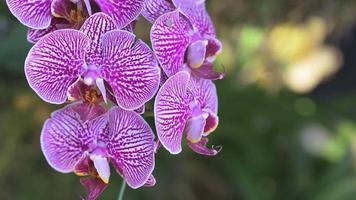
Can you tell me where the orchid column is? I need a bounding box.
[6,0,224,199]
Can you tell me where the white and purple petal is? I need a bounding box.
[6,0,52,29]
[151,11,193,77]
[94,0,144,28]
[173,0,215,36]
[25,30,89,104]
[154,71,191,154]
[188,76,218,113]
[41,104,107,173]
[80,12,117,66]
[106,107,155,189]
[100,30,160,110]
[142,0,175,23]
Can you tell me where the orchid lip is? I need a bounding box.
[90,154,110,184]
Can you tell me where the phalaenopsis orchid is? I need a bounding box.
[7,0,224,199]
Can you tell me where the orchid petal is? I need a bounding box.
[25,30,89,104]
[100,30,160,110]
[144,175,156,187]
[187,39,208,68]
[90,154,111,184]
[72,102,107,123]
[188,77,218,113]
[203,110,219,135]
[205,37,223,62]
[106,107,155,189]
[27,23,57,44]
[6,0,52,29]
[142,0,175,23]
[80,13,117,66]
[187,137,221,156]
[135,105,145,115]
[80,177,108,200]
[122,20,137,32]
[151,11,193,77]
[159,68,169,86]
[191,62,225,80]
[41,104,107,173]
[94,0,144,28]
[185,114,206,143]
[173,0,215,36]
[154,71,191,154]
[74,156,92,176]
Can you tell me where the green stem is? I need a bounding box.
[117,180,127,200]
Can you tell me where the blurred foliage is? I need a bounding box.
[1,0,356,200]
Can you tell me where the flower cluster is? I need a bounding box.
[7,0,224,199]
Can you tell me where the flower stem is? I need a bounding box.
[117,180,127,200]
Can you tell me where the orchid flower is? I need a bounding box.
[150,5,223,80]
[7,0,144,43]
[155,71,221,155]
[25,12,160,110]
[41,103,156,199]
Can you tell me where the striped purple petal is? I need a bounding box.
[151,11,193,77]
[27,25,58,44]
[27,18,71,43]
[25,30,89,104]
[106,107,155,189]
[100,30,160,110]
[188,76,218,114]
[142,0,175,23]
[80,12,117,66]
[41,104,107,173]
[154,71,191,154]
[94,0,144,28]
[6,0,52,29]
[173,0,215,36]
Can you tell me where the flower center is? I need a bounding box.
[84,88,101,104]
[186,37,222,69]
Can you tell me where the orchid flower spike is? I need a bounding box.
[7,0,144,42]
[41,103,156,199]
[155,71,222,155]
[25,12,160,110]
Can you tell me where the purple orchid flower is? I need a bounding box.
[25,12,160,111]
[150,6,223,80]
[154,71,222,155]
[41,103,156,199]
[7,0,144,43]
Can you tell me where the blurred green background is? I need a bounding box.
[1,0,356,199]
